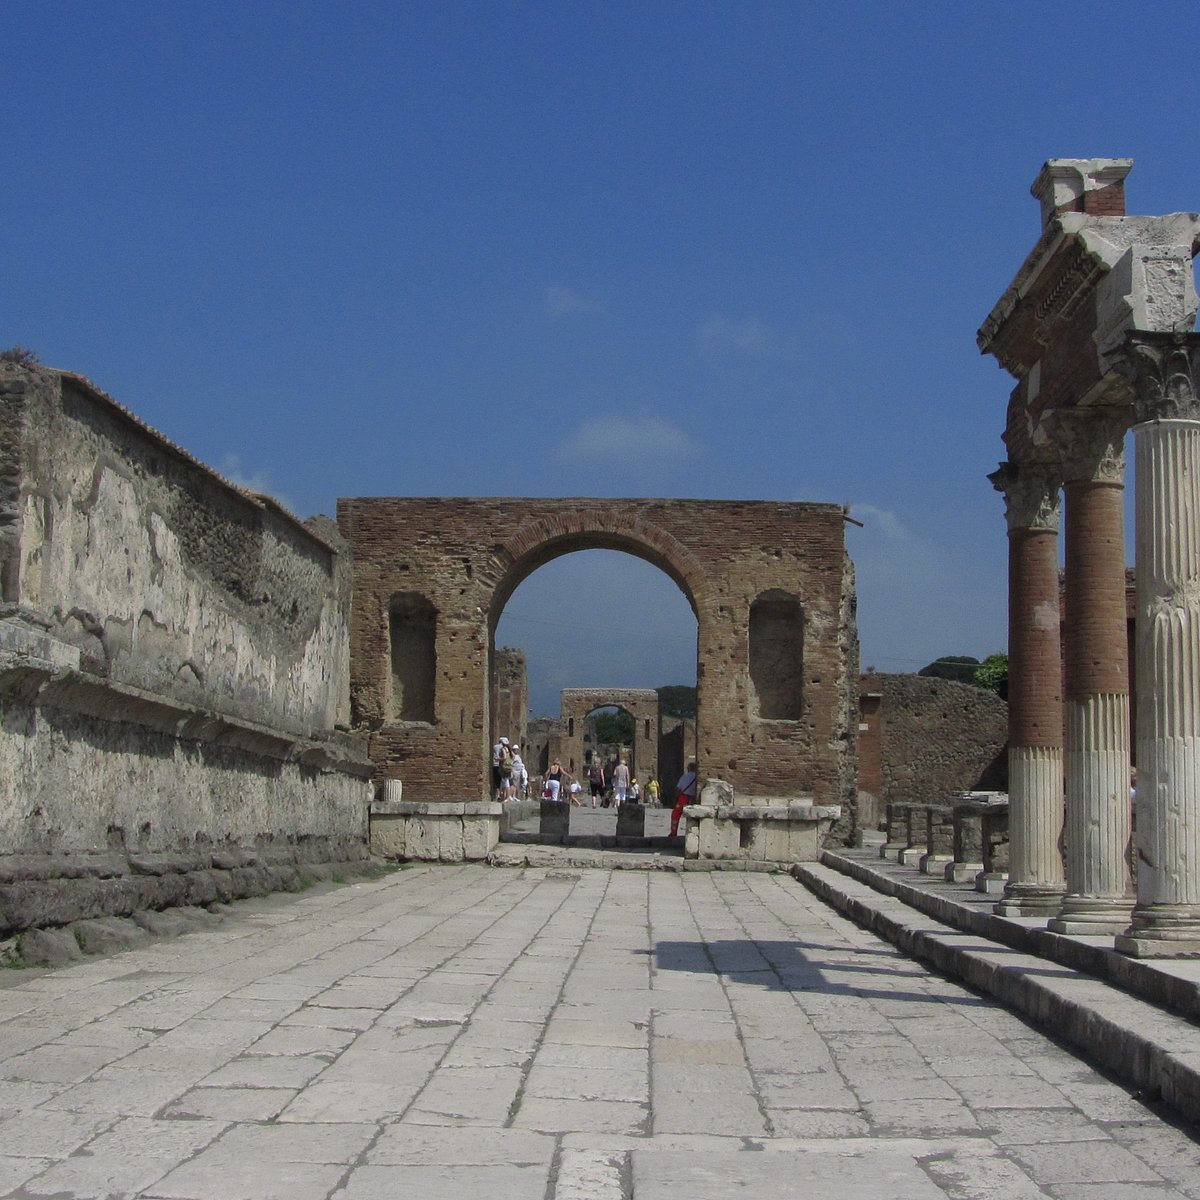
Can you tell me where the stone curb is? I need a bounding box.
[792,859,1200,1125]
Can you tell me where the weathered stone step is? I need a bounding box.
[793,857,1200,1125]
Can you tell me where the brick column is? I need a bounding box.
[990,463,1066,916]
[1113,335,1200,957]
[1050,412,1134,935]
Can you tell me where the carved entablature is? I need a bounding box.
[1110,332,1200,426]
[989,461,1062,534]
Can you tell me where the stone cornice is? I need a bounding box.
[979,212,1200,379]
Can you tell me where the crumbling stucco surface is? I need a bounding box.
[0,364,371,933]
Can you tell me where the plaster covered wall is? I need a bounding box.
[0,365,372,932]
[2,366,350,735]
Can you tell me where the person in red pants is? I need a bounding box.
[669,761,698,837]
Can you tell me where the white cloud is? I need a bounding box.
[545,283,601,316]
[218,453,298,515]
[696,314,770,355]
[555,414,702,467]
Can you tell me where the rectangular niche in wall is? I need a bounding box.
[388,592,436,723]
[750,590,804,720]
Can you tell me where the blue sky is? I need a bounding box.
[6,2,1199,715]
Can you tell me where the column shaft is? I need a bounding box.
[997,517,1065,915]
[1117,417,1200,955]
[1051,476,1134,933]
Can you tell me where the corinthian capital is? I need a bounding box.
[1110,332,1200,425]
[1053,408,1128,485]
[989,461,1062,532]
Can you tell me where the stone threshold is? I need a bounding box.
[794,852,1200,1125]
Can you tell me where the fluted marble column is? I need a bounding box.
[1050,411,1134,935]
[990,462,1066,916]
[1114,335,1200,957]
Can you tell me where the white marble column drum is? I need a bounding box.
[1115,336,1200,956]
[990,463,1066,916]
[1050,414,1134,935]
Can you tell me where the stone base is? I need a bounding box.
[975,872,1008,896]
[1114,904,1200,957]
[879,843,905,862]
[1048,895,1134,936]
[919,854,953,876]
[369,801,501,862]
[899,847,928,867]
[945,861,984,884]
[682,803,841,863]
[995,883,1065,918]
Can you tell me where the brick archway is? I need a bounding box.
[558,688,661,783]
[337,496,856,825]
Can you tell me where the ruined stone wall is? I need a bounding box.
[0,365,372,932]
[860,673,1007,808]
[491,646,527,753]
[338,497,855,819]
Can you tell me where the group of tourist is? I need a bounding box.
[491,736,528,801]
[493,740,700,837]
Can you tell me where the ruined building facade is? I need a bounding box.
[982,158,1200,957]
[337,497,860,841]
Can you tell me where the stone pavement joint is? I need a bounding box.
[0,863,1198,1199]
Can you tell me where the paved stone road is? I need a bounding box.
[1,864,1199,1199]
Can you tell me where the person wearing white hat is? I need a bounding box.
[492,736,511,800]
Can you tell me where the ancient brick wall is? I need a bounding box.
[559,687,658,783]
[491,646,527,754]
[338,497,857,826]
[859,673,1007,808]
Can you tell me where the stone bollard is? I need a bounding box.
[948,802,986,884]
[899,804,930,866]
[615,804,646,840]
[539,800,569,845]
[880,803,908,861]
[920,806,954,875]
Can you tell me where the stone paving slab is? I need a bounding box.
[0,862,1198,1198]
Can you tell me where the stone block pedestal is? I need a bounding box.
[682,803,841,863]
[369,800,502,862]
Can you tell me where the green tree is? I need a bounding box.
[917,656,980,686]
[973,652,1009,700]
[592,709,635,745]
[656,685,696,719]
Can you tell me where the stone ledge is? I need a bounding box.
[369,800,504,817]
[0,658,373,778]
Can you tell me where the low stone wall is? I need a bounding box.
[368,800,502,861]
